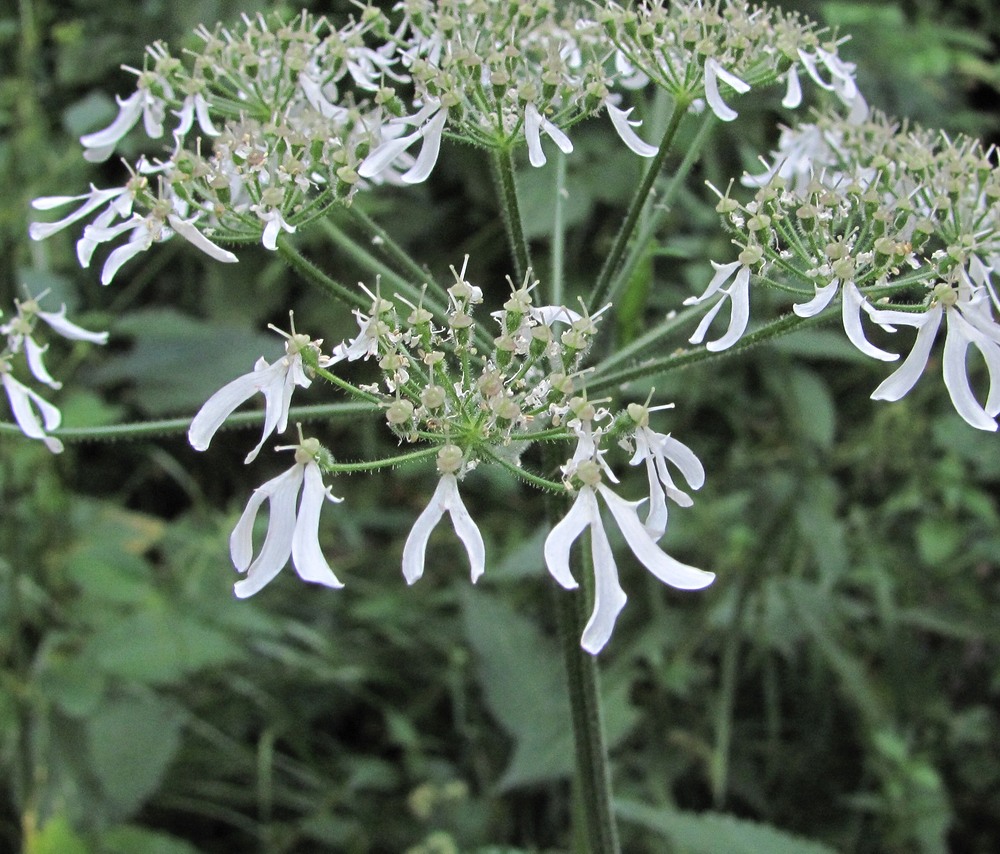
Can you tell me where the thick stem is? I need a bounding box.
[490,147,532,281]
[543,452,620,854]
[551,540,621,854]
[588,99,689,314]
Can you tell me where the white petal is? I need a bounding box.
[642,456,668,540]
[793,280,839,318]
[2,373,63,452]
[688,296,727,345]
[440,474,486,583]
[24,337,60,389]
[193,93,219,136]
[543,487,597,590]
[870,306,942,402]
[706,266,751,351]
[230,479,272,571]
[606,104,658,158]
[37,306,109,344]
[942,310,998,431]
[401,476,449,584]
[28,188,125,240]
[401,108,447,184]
[79,91,144,155]
[704,59,749,122]
[524,103,546,167]
[167,214,238,263]
[598,485,715,590]
[358,128,421,179]
[233,464,303,598]
[782,66,803,109]
[291,462,345,587]
[580,514,628,655]
[686,260,741,305]
[540,112,573,156]
[188,359,281,453]
[100,229,152,285]
[659,434,706,491]
[842,282,898,362]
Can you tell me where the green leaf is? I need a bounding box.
[84,602,243,685]
[100,825,202,854]
[462,590,573,788]
[86,692,187,818]
[87,309,283,415]
[26,815,91,854]
[616,800,839,854]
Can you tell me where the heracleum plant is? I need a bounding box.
[8,1,1000,849]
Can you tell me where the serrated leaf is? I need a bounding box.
[616,800,839,854]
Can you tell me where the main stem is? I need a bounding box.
[490,147,531,282]
[551,538,621,854]
[541,443,620,853]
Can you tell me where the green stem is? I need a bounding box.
[490,147,531,281]
[587,311,818,394]
[322,446,439,473]
[0,402,379,443]
[543,445,620,854]
[608,111,717,311]
[480,446,566,493]
[588,98,689,314]
[550,528,621,853]
[276,237,368,310]
[551,150,568,307]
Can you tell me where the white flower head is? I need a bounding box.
[1,365,64,453]
[545,430,714,654]
[626,402,706,540]
[865,281,1000,431]
[402,445,485,585]
[685,258,754,351]
[188,317,327,462]
[524,103,574,168]
[229,434,344,598]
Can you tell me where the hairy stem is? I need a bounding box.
[490,147,532,281]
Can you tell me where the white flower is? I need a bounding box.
[793,280,899,362]
[402,471,486,585]
[685,260,752,351]
[626,407,705,540]
[0,365,63,453]
[865,282,1000,431]
[524,103,574,167]
[229,438,343,598]
[173,92,219,138]
[544,479,714,654]
[606,103,658,158]
[358,101,449,184]
[29,185,134,242]
[189,324,324,462]
[81,211,237,284]
[79,86,171,162]
[703,59,751,123]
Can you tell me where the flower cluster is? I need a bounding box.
[29,10,399,281]
[187,264,714,652]
[599,0,865,124]
[30,0,865,275]
[687,108,1000,430]
[0,294,108,452]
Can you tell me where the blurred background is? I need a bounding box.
[1,1,999,852]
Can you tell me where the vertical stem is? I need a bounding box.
[551,150,567,307]
[490,147,531,281]
[544,463,620,854]
[588,99,689,314]
[552,555,621,854]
